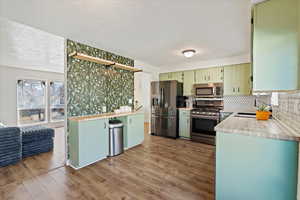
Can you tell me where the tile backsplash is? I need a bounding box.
[273,91,300,133]
[223,95,271,112]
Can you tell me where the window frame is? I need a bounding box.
[16,77,65,126]
[49,80,65,122]
[16,78,48,126]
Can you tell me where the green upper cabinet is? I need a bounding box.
[172,72,184,83]
[195,67,224,84]
[210,67,224,83]
[159,73,169,81]
[224,63,251,96]
[159,72,183,82]
[183,70,195,96]
[253,0,299,91]
[195,69,208,84]
[160,65,251,97]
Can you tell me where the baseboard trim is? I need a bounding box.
[67,156,107,170]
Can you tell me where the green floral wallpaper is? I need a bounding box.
[67,39,134,117]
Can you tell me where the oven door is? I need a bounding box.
[195,87,215,98]
[191,115,218,145]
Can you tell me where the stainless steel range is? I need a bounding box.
[191,99,223,145]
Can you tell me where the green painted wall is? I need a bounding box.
[67,40,134,117]
[216,132,298,200]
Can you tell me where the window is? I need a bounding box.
[17,80,46,125]
[50,81,65,121]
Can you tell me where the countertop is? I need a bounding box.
[215,113,300,142]
[69,111,143,122]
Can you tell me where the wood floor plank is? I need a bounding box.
[22,177,53,200]
[0,181,32,200]
[0,124,215,200]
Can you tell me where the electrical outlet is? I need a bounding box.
[102,106,107,113]
[129,99,133,104]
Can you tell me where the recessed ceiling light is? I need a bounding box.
[182,49,196,58]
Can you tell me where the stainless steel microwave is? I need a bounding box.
[193,83,223,98]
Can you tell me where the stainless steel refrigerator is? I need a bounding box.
[150,80,183,138]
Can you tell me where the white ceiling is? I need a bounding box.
[0,0,252,71]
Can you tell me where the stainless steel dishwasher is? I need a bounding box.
[108,120,124,156]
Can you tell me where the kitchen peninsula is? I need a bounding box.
[69,111,144,169]
[215,114,300,200]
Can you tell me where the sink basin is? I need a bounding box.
[234,112,256,118]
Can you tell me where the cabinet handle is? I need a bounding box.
[129,118,132,124]
[204,76,206,81]
[238,87,240,93]
[233,88,235,93]
[104,122,107,129]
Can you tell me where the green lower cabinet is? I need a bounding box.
[126,113,145,149]
[179,110,191,138]
[69,118,109,169]
[68,113,145,169]
[216,132,298,200]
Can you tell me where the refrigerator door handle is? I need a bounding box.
[160,88,164,108]
[162,88,165,108]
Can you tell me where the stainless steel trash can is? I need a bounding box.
[108,120,124,156]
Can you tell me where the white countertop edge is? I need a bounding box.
[215,112,300,142]
[68,111,144,122]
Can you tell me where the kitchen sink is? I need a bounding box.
[234,112,256,118]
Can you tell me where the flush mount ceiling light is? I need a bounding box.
[182,49,196,58]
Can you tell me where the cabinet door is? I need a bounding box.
[235,65,242,95]
[208,68,216,83]
[238,64,251,95]
[224,64,251,96]
[127,114,144,149]
[212,67,224,83]
[179,111,191,138]
[183,70,195,96]
[159,73,169,81]
[195,69,201,83]
[172,72,184,82]
[78,118,109,167]
[203,69,210,83]
[206,69,213,83]
[224,65,236,96]
[195,69,206,83]
[253,0,299,91]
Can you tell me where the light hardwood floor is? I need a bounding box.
[0,124,215,200]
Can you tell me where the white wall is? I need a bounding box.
[0,18,65,126]
[134,60,160,122]
[0,17,64,73]
[0,65,64,126]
